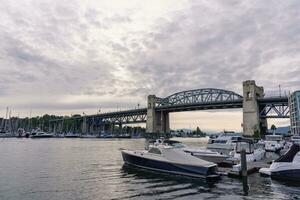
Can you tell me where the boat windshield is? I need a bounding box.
[164,140,186,148]
[148,147,162,154]
[212,140,227,144]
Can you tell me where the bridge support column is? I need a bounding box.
[146,95,170,134]
[242,80,268,136]
[161,111,170,133]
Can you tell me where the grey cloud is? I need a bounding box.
[122,0,300,98]
[0,0,300,115]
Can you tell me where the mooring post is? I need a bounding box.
[241,148,249,195]
[241,149,247,177]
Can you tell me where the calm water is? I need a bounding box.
[0,138,299,200]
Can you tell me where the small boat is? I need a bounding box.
[259,144,300,181]
[100,133,113,138]
[121,142,220,179]
[0,131,15,138]
[264,134,284,153]
[152,139,229,164]
[54,132,65,138]
[228,138,265,162]
[30,131,53,138]
[64,132,80,138]
[184,148,229,164]
[16,128,26,137]
[116,134,131,138]
[80,134,99,138]
[207,135,243,154]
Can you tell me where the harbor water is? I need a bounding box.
[0,138,299,200]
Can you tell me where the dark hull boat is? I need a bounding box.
[260,144,300,182]
[31,135,53,138]
[122,146,219,179]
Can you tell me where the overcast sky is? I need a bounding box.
[0,0,299,131]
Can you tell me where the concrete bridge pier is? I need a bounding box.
[242,80,268,136]
[146,95,170,134]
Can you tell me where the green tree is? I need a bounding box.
[271,124,277,134]
[196,126,201,135]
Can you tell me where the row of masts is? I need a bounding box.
[0,107,145,136]
[0,107,19,133]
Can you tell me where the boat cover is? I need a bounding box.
[275,144,300,163]
[163,148,216,167]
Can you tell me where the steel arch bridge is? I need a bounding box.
[154,88,244,112]
[157,88,243,107]
[49,87,289,133]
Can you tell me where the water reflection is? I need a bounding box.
[120,165,218,200]
[242,176,249,196]
[0,138,299,200]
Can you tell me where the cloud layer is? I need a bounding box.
[0,0,299,130]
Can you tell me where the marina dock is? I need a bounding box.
[219,157,274,178]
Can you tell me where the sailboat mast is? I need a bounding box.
[9,108,12,133]
[29,109,32,132]
[4,107,8,132]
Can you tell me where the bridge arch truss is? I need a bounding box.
[156,88,243,109]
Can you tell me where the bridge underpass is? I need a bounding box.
[50,80,290,136]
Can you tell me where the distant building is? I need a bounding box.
[289,91,300,135]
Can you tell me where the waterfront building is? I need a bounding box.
[289,91,300,135]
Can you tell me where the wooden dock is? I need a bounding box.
[218,157,273,178]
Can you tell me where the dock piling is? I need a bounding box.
[241,149,247,177]
[241,149,249,195]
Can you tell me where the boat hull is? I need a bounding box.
[64,135,80,138]
[30,135,53,138]
[122,151,219,179]
[271,169,300,182]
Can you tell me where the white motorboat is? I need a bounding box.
[121,142,220,179]
[0,131,15,138]
[100,133,113,138]
[152,139,229,164]
[183,147,229,164]
[229,138,265,162]
[30,131,53,138]
[81,134,99,138]
[16,128,26,137]
[64,132,80,138]
[259,144,300,181]
[207,135,243,154]
[264,134,284,153]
